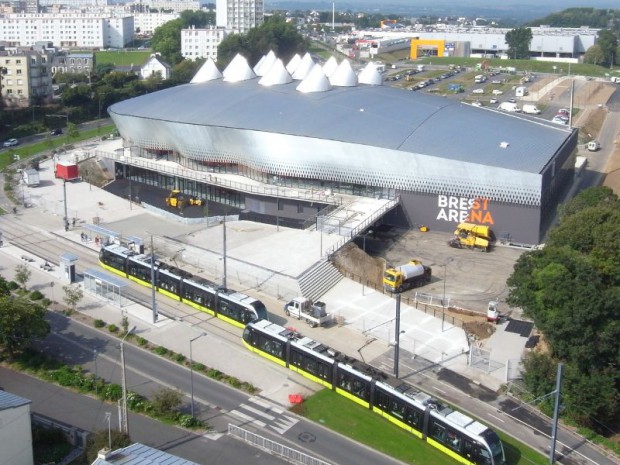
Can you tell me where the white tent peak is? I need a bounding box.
[358,62,383,86]
[223,54,256,82]
[296,63,332,93]
[253,50,277,77]
[292,52,315,80]
[322,56,339,78]
[190,58,222,83]
[286,54,302,74]
[329,59,358,87]
[259,59,293,86]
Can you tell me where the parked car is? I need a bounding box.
[471,101,483,107]
[472,88,485,94]
[492,89,503,95]
[508,98,517,103]
[3,138,18,147]
[490,97,499,104]
[552,116,569,125]
[557,108,570,116]
[50,128,63,136]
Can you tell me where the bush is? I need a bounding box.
[102,384,122,401]
[177,414,204,428]
[151,388,182,418]
[107,324,119,333]
[7,281,19,290]
[41,298,51,307]
[94,319,106,328]
[136,336,148,346]
[29,290,44,300]
[174,353,186,363]
[207,368,223,380]
[192,362,206,372]
[153,346,168,356]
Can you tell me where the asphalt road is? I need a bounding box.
[29,311,402,465]
[0,366,287,465]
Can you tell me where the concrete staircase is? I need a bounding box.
[298,260,343,302]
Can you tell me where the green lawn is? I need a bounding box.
[297,389,548,465]
[95,50,152,67]
[0,124,116,171]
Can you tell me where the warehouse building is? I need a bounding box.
[107,54,578,246]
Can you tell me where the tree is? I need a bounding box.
[0,296,50,358]
[151,387,183,418]
[61,84,92,107]
[583,44,606,66]
[597,29,618,67]
[67,122,80,140]
[505,27,533,60]
[506,187,620,432]
[14,264,31,290]
[62,284,84,312]
[217,16,307,69]
[85,430,131,463]
[0,276,10,296]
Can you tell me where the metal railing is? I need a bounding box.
[228,424,332,465]
[323,196,401,258]
[98,149,343,206]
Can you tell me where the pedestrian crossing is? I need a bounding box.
[229,396,299,435]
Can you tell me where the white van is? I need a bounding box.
[515,86,528,97]
[498,102,520,112]
[587,141,600,152]
[522,104,540,114]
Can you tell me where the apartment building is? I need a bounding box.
[133,11,179,36]
[0,47,54,107]
[215,0,263,34]
[0,13,134,49]
[181,25,228,61]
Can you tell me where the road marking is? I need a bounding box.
[249,397,284,415]
[240,403,276,421]
[230,409,266,427]
[433,387,446,394]
[269,416,299,435]
[486,413,504,423]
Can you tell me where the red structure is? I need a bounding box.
[55,160,79,181]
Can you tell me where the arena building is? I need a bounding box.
[107,53,578,246]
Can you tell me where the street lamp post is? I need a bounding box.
[189,333,207,419]
[120,326,136,434]
[442,258,453,332]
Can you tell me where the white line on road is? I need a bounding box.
[486,413,504,423]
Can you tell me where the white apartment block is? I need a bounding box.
[140,0,200,13]
[0,13,134,48]
[0,48,54,107]
[0,391,34,465]
[216,0,263,34]
[133,12,179,35]
[181,25,228,61]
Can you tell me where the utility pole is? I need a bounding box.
[222,216,227,289]
[120,326,136,434]
[150,235,157,323]
[190,333,207,419]
[549,363,564,464]
[393,293,401,378]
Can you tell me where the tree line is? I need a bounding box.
[507,187,620,432]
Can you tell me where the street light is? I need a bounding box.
[120,326,136,434]
[189,332,207,419]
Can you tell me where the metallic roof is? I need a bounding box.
[93,443,200,465]
[110,79,573,174]
[0,391,31,410]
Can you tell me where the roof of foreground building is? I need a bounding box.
[110,55,574,175]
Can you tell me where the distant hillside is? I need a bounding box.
[526,7,620,31]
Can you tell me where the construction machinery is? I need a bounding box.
[383,260,432,293]
[165,189,186,208]
[448,222,492,252]
[166,190,205,208]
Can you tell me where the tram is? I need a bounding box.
[99,243,268,328]
[243,319,506,465]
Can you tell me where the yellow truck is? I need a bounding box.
[383,260,432,293]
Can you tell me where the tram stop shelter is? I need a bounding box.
[83,268,129,307]
[82,224,121,247]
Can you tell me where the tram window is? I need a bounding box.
[375,390,390,410]
[446,430,462,451]
[257,335,284,359]
[463,440,488,465]
[337,371,369,401]
[404,407,422,429]
[430,422,447,443]
[219,299,241,321]
[390,399,406,420]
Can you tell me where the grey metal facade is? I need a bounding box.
[109,79,577,245]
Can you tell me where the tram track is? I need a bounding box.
[0,214,246,346]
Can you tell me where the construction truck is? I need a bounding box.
[448,222,492,252]
[284,297,332,327]
[383,260,432,293]
[165,189,186,208]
